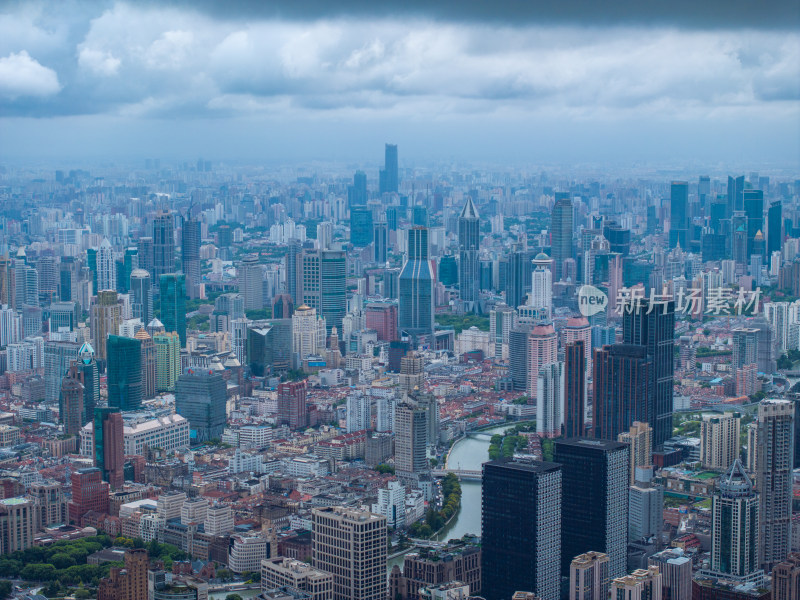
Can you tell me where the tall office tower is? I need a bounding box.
[182,216,201,298]
[648,548,692,600]
[312,507,387,600]
[732,328,759,369]
[96,238,117,292]
[527,323,557,398]
[130,268,152,325]
[611,568,663,600]
[728,175,745,217]
[98,548,148,600]
[60,364,85,436]
[0,255,8,305]
[240,254,264,311]
[68,467,110,523]
[76,342,99,424]
[757,399,794,571]
[489,304,514,359]
[458,197,481,308]
[629,483,664,543]
[93,407,124,490]
[36,255,58,301]
[618,421,653,485]
[44,340,80,403]
[0,305,20,347]
[152,211,175,285]
[399,227,435,339]
[537,362,565,437]
[159,273,186,346]
[285,239,302,304]
[773,554,800,600]
[731,211,749,266]
[555,438,630,579]
[506,249,534,309]
[351,206,374,247]
[154,331,181,392]
[348,170,368,207]
[320,250,346,335]
[768,201,783,256]
[765,302,790,353]
[175,369,227,442]
[107,335,143,411]
[482,459,562,600]
[530,253,553,320]
[510,326,531,391]
[570,552,610,600]
[277,380,308,430]
[90,290,121,362]
[374,221,388,264]
[137,236,154,281]
[292,304,326,363]
[379,143,399,195]
[669,181,689,249]
[704,460,762,583]
[0,497,35,554]
[564,341,587,439]
[134,329,156,400]
[700,412,741,470]
[394,402,428,478]
[746,422,759,472]
[622,298,675,449]
[365,302,398,342]
[271,293,294,320]
[743,190,765,259]
[28,481,67,529]
[592,345,650,442]
[49,301,77,333]
[551,192,573,282]
[399,351,425,392]
[117,247,138,294]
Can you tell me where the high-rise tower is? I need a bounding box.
[399,227,435,340]
[551,193,573,282]
[458,197,480,309]
[152,211,175,285]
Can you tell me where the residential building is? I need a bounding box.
[611,567,662,600]
[388,540,481,600]
[0,497,35,554]
[154,332,181,391]
[569,551,610,600]
[648,548,692,600]
[618,422,653,485]
[700,412,742,470]
[278,380,308,430]
[98,547,148,600]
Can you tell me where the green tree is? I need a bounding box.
[20,563,56,582]
[50,553,76,570]
[226,594,243,600]
[0,581,11,600]
[374,464,395,475]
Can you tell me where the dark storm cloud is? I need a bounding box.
[163,0,800,30]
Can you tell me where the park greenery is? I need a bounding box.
[409,473,461,539]
[778,350,800,370]
[434,314,489,335]
[374,463,395,475]
[488,433,528,460]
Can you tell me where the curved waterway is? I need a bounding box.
[388,423,515,571]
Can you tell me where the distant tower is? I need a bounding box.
[175,369,227,442]
[530,252,553,320]
[129,269,153,325]
[239,254,264,311]
[60,364,84,436]
[96,239,116,292]
[527,323,557,399]
[669,181,688,249]
[564,340,587,439]
[159,273,186,347]
[551,193,573,281]
[152,211,175,285]
[93,407,124,490]
[277,380,308,430]
[182,215,202,299]
[106,335,143,411]
[458,197,480,310]
[537,362,564,438]
[379,144,399,194]
[399,228,435,340]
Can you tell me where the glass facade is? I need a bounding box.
[107,335,143,411]
[159,273,187,346]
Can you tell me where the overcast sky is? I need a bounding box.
[0,0,798,167]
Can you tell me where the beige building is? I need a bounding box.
[618,422,652,485]
[261,557,333,600]
[312,507,387,600]
[90,290,121,361]
[0,497,35,554]
[746,422,758,472]
[700,412,741,470]
[612,567,662,600]
[570,551,610,600]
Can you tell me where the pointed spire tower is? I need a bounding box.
[458,197,481,310]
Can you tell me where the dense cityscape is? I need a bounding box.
[1,2,799,600]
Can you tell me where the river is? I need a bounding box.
[387,423,515,571]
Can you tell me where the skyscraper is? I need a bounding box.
[669,181,689,249]
[60,363,84,436]
[106,335,143,411]
[756,399,794,571]
[768,201,783,256]
[700,412,741,471]
[319,250,346,336]
[704,460,762,583]
[394,402,428,478]
[551,192,573,282]
[90,290,121,362]
[537,362,564,438]
[154,331,181,392]
[728,175,745,217]
[159,273,187,347]
[312,507,387,600]
[348,170,368,207]
[648,548,692,600]
[350,206,374,247]
[44,340,80,404]
[505,249,534,310]
[530,253,553,320]
[286,239,302,305]
[96,238,117,292]
[130,269,153,325]
[458,197,480,309]
[570,552,610,600]
[744,189,764,260]
[481,459,562,600]
[564,340,587,439]
[732,328,759,369]
[182,216,202,298]
[399,227,435,339]
[374,220,388,264]
[77,342,99,424]
[93,407,124,490]
[152,211,175,285]
[555,438,629,579]
[623,298,675,448]
[527,323,557,398]
[175,369,227,442]
[509,326,532,391]
[593,344,651,442]
[379,144,399,195]
[618,421,653,485]
[772,554,800,600]
[134,329,157,400]
[277,380,308,430]
[240,254,264,311]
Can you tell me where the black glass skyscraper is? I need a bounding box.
[505,249,533,309]
[458,197,480,308]
[728,175,745,217]
[106,335,143,411]
[374,221,388,264]
[564,340,586,438]
[399,227,434,340]
[743,190,764,259]
[482,459,562,600]
[348,170,368,207]
[592,344,651,441]
[550,193,573,281]
[351,206,374,247]
[380,144,399,194]
[175,369,227,443]
[554,438,629,580]
[622,298,675,448]
[159,273,187,347]
[152,211,175,286]
[669,181,689,249]
[768,201,783,256]
[320,250,346,335]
